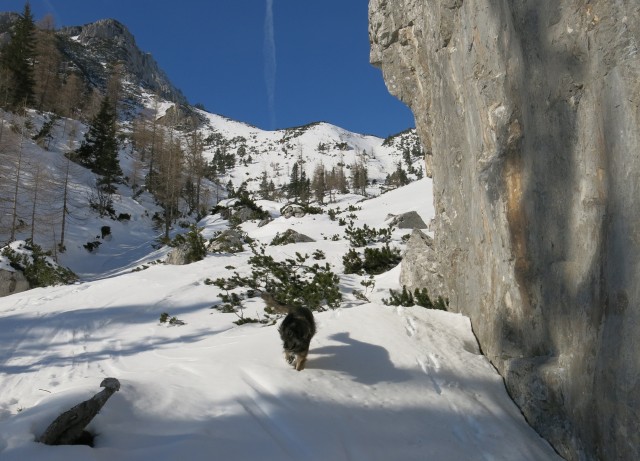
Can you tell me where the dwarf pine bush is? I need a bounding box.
[2,240,77,288]
[383,285,449,310]
[211,244,342,314]
[343,244,401,275]
[170,224,207,263]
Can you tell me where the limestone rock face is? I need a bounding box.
[370,1,640,460]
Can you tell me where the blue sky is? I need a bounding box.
[2,0,415,137]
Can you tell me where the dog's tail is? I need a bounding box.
[261,291,291,314]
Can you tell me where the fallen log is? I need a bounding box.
[38,377,120,446]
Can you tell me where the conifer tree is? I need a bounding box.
[287,161,301,201]
[311,164,326,204]
[184,123,205,217]
[1,2,37,109]
[299,169,311,205]
[75,96,122,192]
[258,171,271,200]
[386,162,409,188]
[351,161,368,196]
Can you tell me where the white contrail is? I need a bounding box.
[264,0,277,129]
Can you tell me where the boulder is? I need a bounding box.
[281,204,306,219]
[386,211,427,229]
[271,229,315,246]
[208,229,246,253]
[165,244,189,265]
[399,230,445,296]
[0,269,30,297]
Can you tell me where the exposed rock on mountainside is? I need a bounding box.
[370,1,640,460]
[0,12,19,45]
[58,18,186,104]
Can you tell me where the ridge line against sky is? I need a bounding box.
[2,0,415,137]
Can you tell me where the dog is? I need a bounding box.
[278,306,316,371]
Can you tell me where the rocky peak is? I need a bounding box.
[70,18,135,47]
[59,19,186,105]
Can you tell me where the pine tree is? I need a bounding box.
[184,124,205,217]
[258,171,271,200]
[299,169,311,205]
[1,2,37,109]
[387,162,409,188]
[336,163,348,194]
[351,161,368,196]
[287,161,301,201]
[311,164,326,204]
[75,96,122,192]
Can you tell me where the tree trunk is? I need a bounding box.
[38,377,120,446]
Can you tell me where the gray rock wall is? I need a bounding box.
[369,1,640,459]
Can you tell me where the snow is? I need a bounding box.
[0,176,560,460]
[0,104,560,460]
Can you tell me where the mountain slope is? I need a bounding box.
[0,14,560,460]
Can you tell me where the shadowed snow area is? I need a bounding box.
[0,279,560,460]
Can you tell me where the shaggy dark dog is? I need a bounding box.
[278,307,316,371]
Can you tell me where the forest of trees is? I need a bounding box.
[0,3,213,247]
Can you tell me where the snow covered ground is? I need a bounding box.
[0,177,561,460]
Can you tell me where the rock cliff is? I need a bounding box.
[370,1,640,459]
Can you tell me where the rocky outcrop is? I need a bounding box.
[370,1,640,460]
[281,204,306,219]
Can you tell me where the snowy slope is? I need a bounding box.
[0,104,423,280]
[197,110,425,194]
[0,179,560,461]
